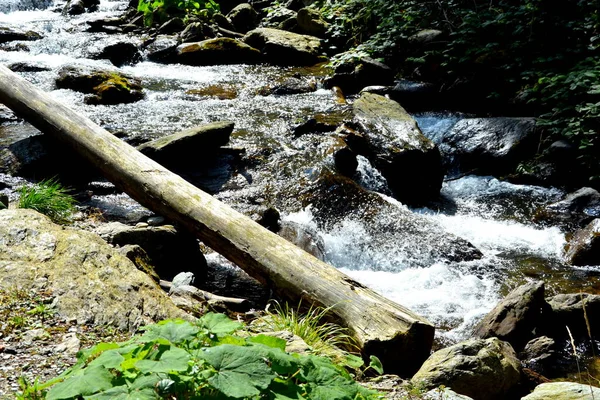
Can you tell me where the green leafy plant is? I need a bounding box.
[21,313,382,399]
[137,0,220,26]
[17,178,76,223]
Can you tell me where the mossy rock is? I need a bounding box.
[177,37,262,65]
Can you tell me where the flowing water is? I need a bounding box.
[1,0,599,350]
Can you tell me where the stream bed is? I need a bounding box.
[1,0,600,357]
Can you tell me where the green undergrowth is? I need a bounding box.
[17,178,76,224]
[18,313,383,400]
[137,0,220,26]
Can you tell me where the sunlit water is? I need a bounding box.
[1,0,595,346]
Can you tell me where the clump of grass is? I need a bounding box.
[17,178,76,223]
[255,300,359,363]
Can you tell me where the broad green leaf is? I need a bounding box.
[369,355,384,375]
[140,319,200,344]
[213,334,246,346]
[256,346,301,376]
[85,375,160,400]
[304,366,358,400]
[247,335,286,351]
[197,313,242,335]
[87,349,125,370]
[135,346,190,374]
[342,354,364,369]
[199,345,275,398]
[47,365,114,400]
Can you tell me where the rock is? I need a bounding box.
[565,219,600,266]
[408,29,444,46]
[0,25,42,44]
[348,93,444,205]
[22,328,48,343]
[324,56,395,94]
[257,207,281,232]
[186,84,239,99]
[520,336,559,377]
[439,118,538,176]
[7,62,51,73]
[424,388,475,400]
[521,382,600,399]
[213,13,236,32]
[243,27,324,66]
[0,209,187,330]
[65,0,99,14]
[85,16,125,33]
[176,37,262,65]
[296,7,328,37]
[95,222,207,282]
[283,0,316,11]
[262,76,317,95]
[91,41,142,67]
[55,66,144,105]
[144,35,179,62]
[227,3,259,33]
[158,17,185,35]
[262,331,311,354]
[54,332,80,355]
[171,272,195,289]
[411,338,521,400]
[218,0,246,15]
[116,244,160,283]
[535,187,600,231]
[388,80,439,112]
[473,281,547,351]
[137,121,234,165]
[333,147,358,177]
[180,23,205,43]
[259,7,297,30]
[278,220,326,260]
[546,292,600,338]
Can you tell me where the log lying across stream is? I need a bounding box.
[0,65,434,375]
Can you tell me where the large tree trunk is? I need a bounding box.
[0,65,434,376]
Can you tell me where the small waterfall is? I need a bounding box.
[0,0,53,13]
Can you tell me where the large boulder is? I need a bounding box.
[520,336,560,377]
[296,7,328,37]
[0,209,187,330]
[137,121,234,165]
[535,187,600,231]
[0,24,42,43]
[564,219,600,266]
[55,65,144,105]
[348,93,443,205]
[243,27,324,66]
[473,281,547,351]
[438,118,538,176]
[546,292,600,339]
[95,222,207,282]
[227,3,259,33]
[144,35,179,62]
[411,338,522,400]
[176,37,262,65]
[90,40,142,67]
[521,382,600,399]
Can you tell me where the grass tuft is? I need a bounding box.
[17,178,76,223]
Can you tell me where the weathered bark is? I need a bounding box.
[0,65,434,375]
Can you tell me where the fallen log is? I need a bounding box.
[0,65,434,375]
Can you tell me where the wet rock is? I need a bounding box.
[278,220,326,261]
[177,37,262,65]
[219,0,247,15]
[91,41,142,67]
[85,16,124,33]
[180,22,205,43]
[227,3,259,33]
[520,336,559,377]
[565,219,600,266]
[439,118,538,176]
[535,187,600,231]
[95,222,207,282]
[0,209,187,330]
[259,7,297,30]
[473,281,547,351]
[411,338,521,400]
[65,0,99,14]
[388,80,439,112]
[0,104,19,123]
[144,35,179,62]
[292,114,342,137]
[324,56,394,94]
[7,62,51,73]
[262,76,317,95]
[186,84,239,100]
[158,17,185,35]
[243,28,324,66]
[55,65,144,105]
[521,382,600,399]
[546,292,600,339]
[296,7,328,37]
[137,121,234,165]
[333,147,358,177]
[348,93,443,205]
[116,244,160,283]
[257,206,281,232]
[0,24,42,44]
[213,13,236,32]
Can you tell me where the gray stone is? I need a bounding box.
[296,7,328,37]
[520,336,558,377]
[473,281,546,350]
[116,244,160,283]
[546,292,600,339]
[565,219,600,266]
[0,209,187,330]
[227,3,259,33]
[145,35,179,62]
[177,38,261,65]
[243,28,323,66]
[411,337,521,400]
[423,387,474,400]
[348,92,443,204]
[22,328,48,343]
[171,272,195,290]
[0,24,42,44]
[55,332,80,355]
[521,382,600,399]
[325,56,395,94]
[535,187,600,231]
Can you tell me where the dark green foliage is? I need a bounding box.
[137,0,219,26]
[21,314,381,400]
[315,0,600,184]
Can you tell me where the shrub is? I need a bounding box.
[17,178,76,223]
[137,0,220,26]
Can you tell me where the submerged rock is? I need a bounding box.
[348,93,443,205]
[535,187,600,231]
[243,27,324,66]
[411,338,521,400]
[473,281,547,351]
[0,209,187,330]
[565,219,600,266]
[521,382,600,399]
[0,24,42,43]
[177,37,262,65]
